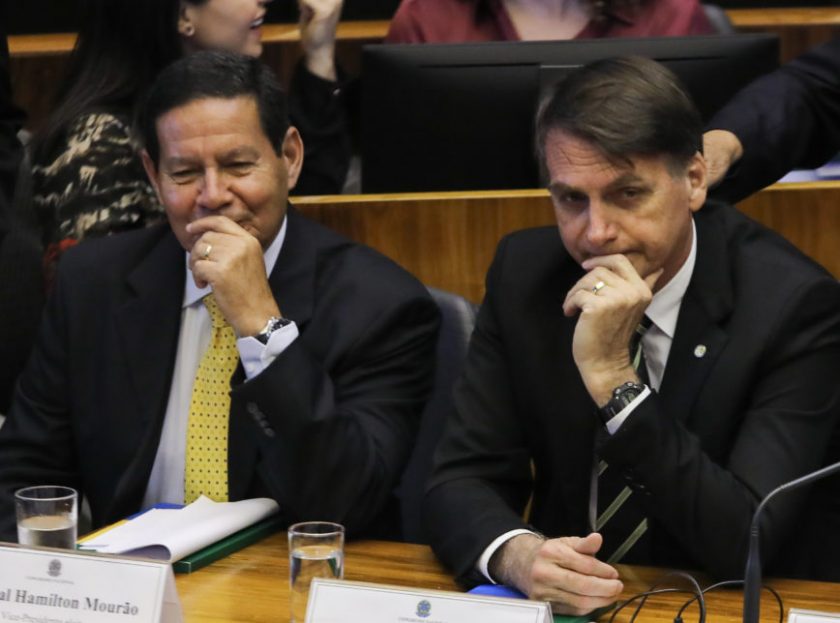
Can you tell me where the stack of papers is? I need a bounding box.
[79,496,279,567]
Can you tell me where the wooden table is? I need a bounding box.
[175,534,840,622]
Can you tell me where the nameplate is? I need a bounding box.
[306,578,551,623]
[789,609,840,623]
[0,543,183,622]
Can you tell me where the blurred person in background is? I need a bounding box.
[28,0,349,287]
[386,0,713,44]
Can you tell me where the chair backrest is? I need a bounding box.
[397,287,478,543]
[703,3,736,35]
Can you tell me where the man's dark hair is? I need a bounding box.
[140,51,290,167]
[535,56,703,177]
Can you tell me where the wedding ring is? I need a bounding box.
[591,280,606,295]
[202,244,212,260]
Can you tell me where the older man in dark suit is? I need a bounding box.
[0,51,439,540]
[424,57,840,614]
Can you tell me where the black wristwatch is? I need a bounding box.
[255,316,292,345]
[598,381,646,425]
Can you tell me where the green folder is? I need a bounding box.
[554,604,615,623]
[172,514,284,574]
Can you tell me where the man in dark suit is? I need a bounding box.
[424,57,840,614]
[704,36,840,203]
[0,51,439,540]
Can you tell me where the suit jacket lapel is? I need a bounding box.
[658,213,733,423]
[108,227,184,518]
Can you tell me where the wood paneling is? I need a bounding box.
[293,183,840,303]
[727,8,840,62]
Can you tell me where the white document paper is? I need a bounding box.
[0,543,182,623]
[79,496,278,561]
[306,578,552,623]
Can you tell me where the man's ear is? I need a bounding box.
[178,1,196,37]
[687,151,708,214]
[141,150,165,205]
[281,126,304,191]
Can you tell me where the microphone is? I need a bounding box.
[743,461,840,623]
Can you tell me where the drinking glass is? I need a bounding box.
[288,521,344,622]
[15,485,78,549]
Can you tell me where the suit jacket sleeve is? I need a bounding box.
[288,62,352,196]
[600,276,840,580]
[424,236,535,583]
[0,264,82,541]
[709,37,840,203]
[229,256,440,537]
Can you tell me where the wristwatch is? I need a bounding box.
[598,381,646,424]
[254,316,292,345]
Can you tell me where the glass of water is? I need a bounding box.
[288,521,344,623]
[15,486,78,550]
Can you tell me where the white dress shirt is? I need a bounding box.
[142,217,299,506]
[476,220,698,582]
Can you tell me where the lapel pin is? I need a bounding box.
[694,344,707,358]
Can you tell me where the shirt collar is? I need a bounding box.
[182,215,287,308]
[644,219,696,339]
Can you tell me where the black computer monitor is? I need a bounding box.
[361,34,779,193]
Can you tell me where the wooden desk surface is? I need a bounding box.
[176,534,840,622]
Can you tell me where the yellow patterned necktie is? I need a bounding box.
[184,294,238,503]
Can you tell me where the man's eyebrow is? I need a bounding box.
[548,182,583,195]
[221,146,260,160]
[604,172,646,191]
[162,156,196,169]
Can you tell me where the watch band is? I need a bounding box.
[255,316,292,345]
[598,381,646,425]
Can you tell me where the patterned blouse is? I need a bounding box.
[31,111,164,285]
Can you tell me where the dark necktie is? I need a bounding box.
[593,315,653,564]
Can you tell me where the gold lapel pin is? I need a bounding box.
[694,344,707,358]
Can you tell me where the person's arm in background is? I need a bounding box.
[706,37,840,204]
[289,0,351,195]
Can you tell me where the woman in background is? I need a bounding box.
[386,0,712,43]
[29,0,347,284]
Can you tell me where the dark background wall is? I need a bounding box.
[5,0,404,34]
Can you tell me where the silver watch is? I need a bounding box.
[255,316,292,345]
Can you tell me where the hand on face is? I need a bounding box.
[492,533,623,615]
[187,215,281,337]
[298,0,344,81]
[562,254,663,406]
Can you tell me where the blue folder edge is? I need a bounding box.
[468,585,614,623]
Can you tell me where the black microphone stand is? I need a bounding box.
[743,462,840,623]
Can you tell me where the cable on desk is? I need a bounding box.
[607,571,706,623]
[674,580,784,623]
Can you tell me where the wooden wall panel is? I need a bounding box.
[294,183,840,303]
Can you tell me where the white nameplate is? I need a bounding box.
[306,578,551,623]
[0,542,182,622]
[789,608,840,623]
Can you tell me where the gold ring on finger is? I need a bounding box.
[591,280,606,295]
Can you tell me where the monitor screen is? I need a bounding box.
[361,34,779,193]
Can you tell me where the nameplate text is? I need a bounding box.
[0,543,182,623]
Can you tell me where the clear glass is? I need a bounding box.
[288,521,345,623]
[15,485,78,550]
